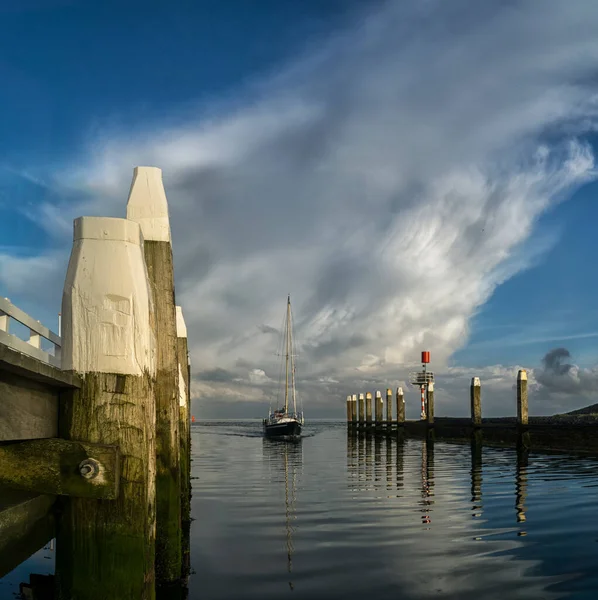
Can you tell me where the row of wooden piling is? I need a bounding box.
[347,369,529,428]
[346,388,406,427]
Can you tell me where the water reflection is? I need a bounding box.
[420,437,434,526]
[516,447,529,533]
[343,432,576,599]
[471,437,483,518]
[262,438,302,592]
[7,424,598,599]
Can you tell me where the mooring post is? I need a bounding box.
[351,394,358,424]
[358,393,365,424]
[127,166,181,582]
[176,307,191,524]
[375,391,383,425]
[56,217,156,600]
[396,387,405,423]
[426,381,434,425]
[346,396,352,424]
[517,369,528,427]
[386,388,392,425]
[471,377,482,427]
[365,392,372,425]
[176,308,191,585]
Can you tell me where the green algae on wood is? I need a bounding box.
[0,438,119,498]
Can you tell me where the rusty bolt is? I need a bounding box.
[79,458,100,480]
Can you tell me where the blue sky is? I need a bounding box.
[2,0,598,417]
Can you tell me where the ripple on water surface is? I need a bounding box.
[189,422,598,600]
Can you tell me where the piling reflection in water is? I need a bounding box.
[471,436,483,518]
[420,436,434,527]
[516,446,529,534]
[262,437,302,592]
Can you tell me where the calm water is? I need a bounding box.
[3,420,598,599]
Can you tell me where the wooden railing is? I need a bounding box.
[0,297,61,368]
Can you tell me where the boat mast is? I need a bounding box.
[289,297,297,415]
[284,295,290,413]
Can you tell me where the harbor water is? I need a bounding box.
[3,420,598,599]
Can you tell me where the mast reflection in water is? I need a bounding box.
[263,437,302,591]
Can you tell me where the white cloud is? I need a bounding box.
[4,0,598,417]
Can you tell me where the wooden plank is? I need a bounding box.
[0,438,120,499]
[0,371,58,441]
[0,343,81,389]
[0,490,56,578]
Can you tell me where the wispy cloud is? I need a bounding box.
[4,0,598,417]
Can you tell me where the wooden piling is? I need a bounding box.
[351,394,357,423]
[385,388,392,423]
[57,217,156,600]
[127,167,181,582]
[470,377,481,427]
[358,393,365,423]
[176,307,191,529]
[426,382,434,425]
[517,369,528,427]
[375,391,383,423]
[365,392,372,424]
[396,387,405,423]
[346,396,352,424]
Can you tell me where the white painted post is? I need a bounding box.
[58,216,157,599]
[176,305,191,578]
[28,323,41,349]
[127,166,181,582]
[0,309,8,333]
[176,306,190,518]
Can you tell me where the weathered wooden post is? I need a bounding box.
[346,395,352,424]
[386,388,392,425]
[127,166,181,582]
[517,370,528,427]
[470,377,482,427]
[56,217,156,600]
[358,393,365,424]
[396,387,405,423]
[176,308,191,586]
[176,307,191,525]
[426,381,434,425]
[365,392,373,425]
[375,390,383,425]
[351,394,358,423]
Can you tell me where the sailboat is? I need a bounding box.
[263,295,304,438]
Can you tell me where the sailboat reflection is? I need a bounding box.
[262,437,302,591]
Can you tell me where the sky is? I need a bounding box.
[2,0,598,419]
